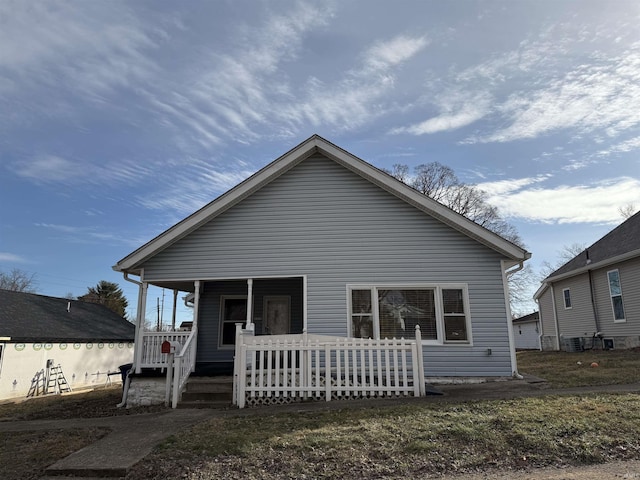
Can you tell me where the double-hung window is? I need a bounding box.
[563,288,572,309]
[219,296,247,347]
[348,285,471,344]
[607,270,625,322]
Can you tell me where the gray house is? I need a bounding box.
[535,211,640,351]
[114,135,530,390]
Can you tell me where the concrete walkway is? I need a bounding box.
[1,378,638,479]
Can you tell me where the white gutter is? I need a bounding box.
[502,260,524,379]
[117,271,145,408]
[549,286,561,350]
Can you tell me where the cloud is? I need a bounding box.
[11,155,150,186]
[34,223,139,246]
[0,252,29,263]
[135,163,256,215]
[12,155,79,183]
[363,35,429,73]
[393,105,488,135]
[0,2,160,97]
[478,176,640,224]
[478,175,552,196]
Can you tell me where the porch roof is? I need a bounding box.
[113,135,530,276]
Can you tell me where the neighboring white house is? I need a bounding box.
[535,211,640,351]
[512,312,540,350]
[0,290,135,401]
[113,135,531,407]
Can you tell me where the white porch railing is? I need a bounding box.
[170,330,197,408]
[138,331,191,368]
[233,326,426,408]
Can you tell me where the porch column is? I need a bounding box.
[246,279,254,332]
[171,289,178,331]
[192,281,201,331]
[134,281,148,374]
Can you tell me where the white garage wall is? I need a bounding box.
[0,341,134,401]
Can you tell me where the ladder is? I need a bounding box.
[27,369,47,397]
[46,362,72,394]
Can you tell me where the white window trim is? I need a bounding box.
[218,295,248,349]
[346,283,473,346]
[607,269,626,323]
[562,288,572,310]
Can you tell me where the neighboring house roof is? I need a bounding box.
[512,311,539,325]
[0,289,135,342]
[534,210,640,299]
[114,135,530,274]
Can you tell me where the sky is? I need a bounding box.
[1,0,639,324]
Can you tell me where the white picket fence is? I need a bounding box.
[233,326,426,408]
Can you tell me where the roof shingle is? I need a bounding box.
[0,289,135,342]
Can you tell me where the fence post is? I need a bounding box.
[414,325,426,396]
[171,356,181,408]
[233,323,243,406]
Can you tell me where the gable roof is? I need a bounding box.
[547,211,640,282]
[114,135,530,274]
[534,210,640,299]
[0,289,135,342]
[512,311,539,324]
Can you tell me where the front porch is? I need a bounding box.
[123,276,427,409]
[130,324,426,409]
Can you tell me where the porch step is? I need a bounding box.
[179,376,234,408]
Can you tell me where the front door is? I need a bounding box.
[264,296,290,335]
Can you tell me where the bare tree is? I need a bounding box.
[0,268,37,293]
[385,162,531,313]
[619,203,637,220]
[538,243,586,281]
[385,162,523,246]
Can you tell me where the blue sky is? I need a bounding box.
[1,0,639,324]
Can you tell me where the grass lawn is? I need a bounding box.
[517,348,640,388]
[128,393,640,479]
[2,350,639,479]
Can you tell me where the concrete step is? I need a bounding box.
[179,376,234,407]
[177,400,234,409]
[185,377,233,394]
[181,391,232,402]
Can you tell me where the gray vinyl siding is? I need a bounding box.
[591,256,640,337]
[141,154,514,377]
[552,274,597,338]
[537,288,557,350]
[197,278,304,363]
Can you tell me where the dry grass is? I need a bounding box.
[0,385,164,421]
[0,428,109,480]
[3,350,640,479]
[128,393,640,479]
[517,349,640,388]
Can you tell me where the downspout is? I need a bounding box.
[118,271,143,408]
[549,285,561,350]
[586,249,601,337]
[503,260,524,379]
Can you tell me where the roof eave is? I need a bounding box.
[534,247,640,300]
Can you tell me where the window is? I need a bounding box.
[563,288,572,309]
[219,296,247,347]
[348,285,470,344]
[607,270,625,322]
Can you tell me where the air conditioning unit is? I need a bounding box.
[563,337,583,352]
